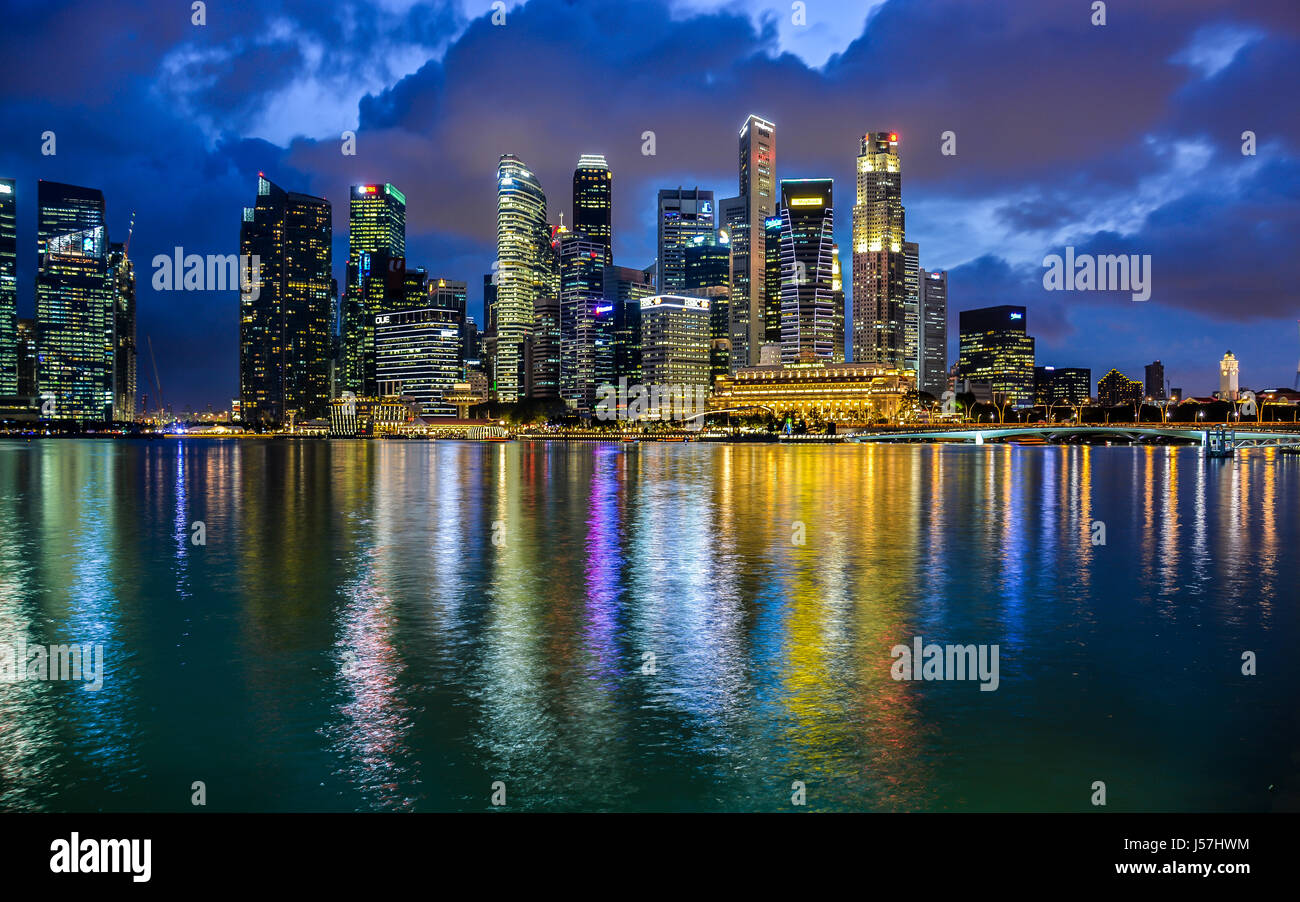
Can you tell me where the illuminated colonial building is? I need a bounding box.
[852,132,907,367]
[1219,351,1239,400]
[495,155,549,402]
[711,362,913,425]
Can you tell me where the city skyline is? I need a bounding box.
[1,0,1297,409]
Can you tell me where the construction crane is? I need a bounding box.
[148,335,165,421]
[123,211,136,255]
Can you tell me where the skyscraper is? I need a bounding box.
[1097,369,1143,407]
[343,183,406,396]
[604,264,655,384]
[496,154,549,402]
[902,240,920,373]
[852,132,906,367]
[558,232,611,412]
[640,295,711,389]
[573,155,612,264]
[918,268,948,397]
[0,178,16,395]
[778,179,836,365]
[374,303,463,417]
[239,175,332,427]
[1144,360,1165,401]
[957,305,1035,406]
[763,215,782,347]
[107,241,137,420]
[656,188,714,293]
[36,180,113,421]
[721,115,775,370]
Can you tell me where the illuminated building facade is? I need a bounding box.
[710,362,914,425]
[16,318,36,396]
[527,294,561,400]
[957,305,1035,406]
[374,306,463,417]
[604,264,655,384]
[1097,368,1143,407]
[558,233,612,412]
[852,132,907,367]
[239,175,332,427]
[640,295,711,388]
[36,180,113,420]
[657,187,714,293]
[722,115,775,370]
[496,154,549,402]
[902,240,919,373]
[831,244,845,364]
[1034,366,1091,406]
[328,393,412,437]
[778,178,836,366]
[573,155,612,264]
[107,241,137,420]
[917,268,947,397]
[1145,360,1166,400]
[343,183,405,396]
[1219,351,1239,400]
[764,215,782,347]
[0,178,15,395]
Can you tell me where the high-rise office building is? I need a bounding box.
[527,294,561,400]
[558,233,611,412]
[239,175,332,427]
[343,183,405,396]
[36,181,113,421]
[778,179,836,366]
[721,115,775,370]
[1144,360,1165,401]
[374,305,462,417]
[16,318,36,397]
[0,178,16,395]
[852,132,906,367]
[918,268,948,397]
[831,243,845,364]
[640,295,711,388]
[1219,351,1238,400]
[573,155,612,264]
[107,241,137,420]
[1035,366,1091,406]
[763,215,783,347]
[604,264,655,384]
[902,240,920,373]
[496,155,549,402]
[656,188,714,293]
[957,305,1035,406]
[683,235,731,383]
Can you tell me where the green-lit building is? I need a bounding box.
[343,183,406,396]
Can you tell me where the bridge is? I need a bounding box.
[846,424,1300,453]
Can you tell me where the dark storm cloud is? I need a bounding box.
[1,0,1297,406]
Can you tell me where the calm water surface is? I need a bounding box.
[0,438,1296,811]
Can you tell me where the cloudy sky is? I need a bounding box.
[2,0,1297,409]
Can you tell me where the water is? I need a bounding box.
[0,438,1296,812]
